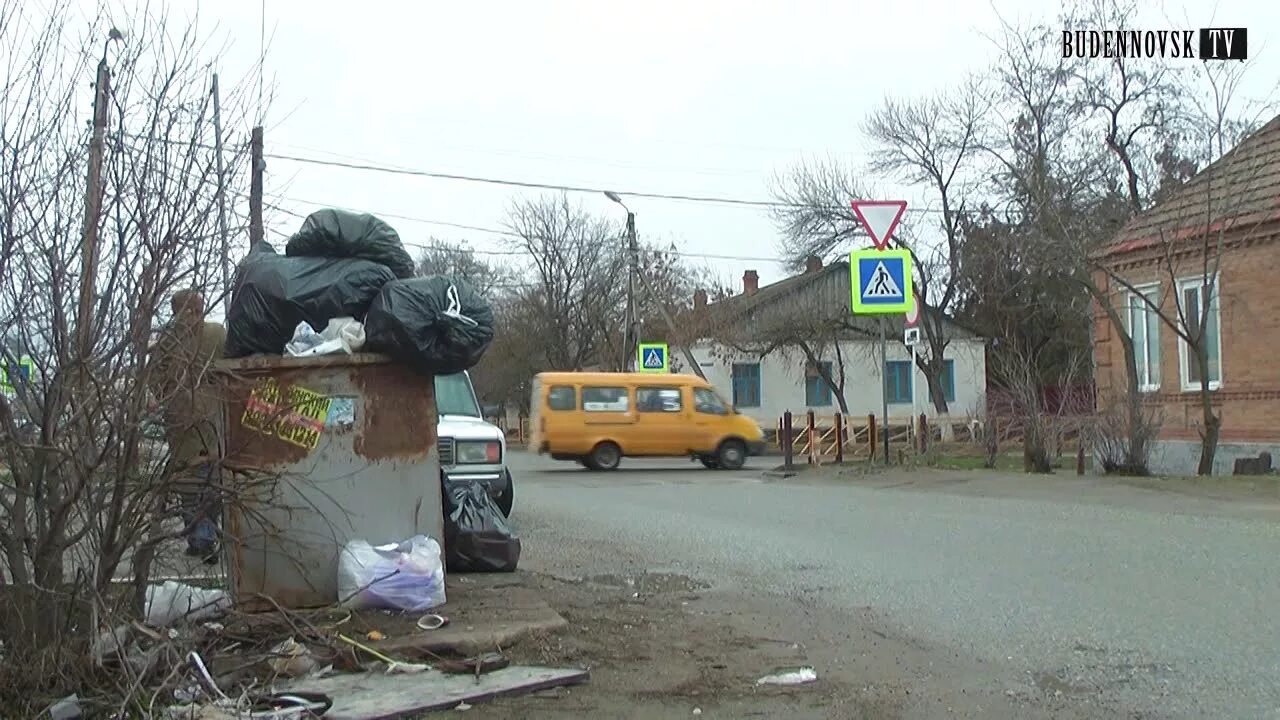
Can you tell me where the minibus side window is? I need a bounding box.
[693,388,728,415]
[547,386,576,411]
[582,386,629,412]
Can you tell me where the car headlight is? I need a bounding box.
[456,440,501,464]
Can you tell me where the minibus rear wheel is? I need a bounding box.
[586,441,622,471]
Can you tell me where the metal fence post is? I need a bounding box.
[867,413,877,462]
[782,411,794,469]
[834,413,845,464]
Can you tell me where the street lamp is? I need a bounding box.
[604,191,639,372]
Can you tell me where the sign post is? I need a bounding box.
[849,200,912,464]
[637,342,669,373]
[904,292,921,446]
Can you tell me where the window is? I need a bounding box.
[547,385,576,411]
[805,361,833,406]
[637,387,682,413]
[940,359,956,403]
[582,386,629,412]
[1127,285,1161,391]
[433,373,481,417]
[884,360,912,404]
[1176,276,1221,391]
[731,363,760,408]
[694,387,729,415]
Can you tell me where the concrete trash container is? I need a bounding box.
[215,353,441,610]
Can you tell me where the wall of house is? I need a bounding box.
[1092,232,1280,472]
[675,337,988,426]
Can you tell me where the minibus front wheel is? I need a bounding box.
[717,439,747,470]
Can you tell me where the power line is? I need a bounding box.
[113,132,945,216]
[264,150,944,214]
[266,193,791,264]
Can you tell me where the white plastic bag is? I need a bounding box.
[144,581,231,627]
[337,534,446,612]
[285,317,367,357]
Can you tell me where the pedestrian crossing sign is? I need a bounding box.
[850,248,914,315]
[638,342,668,372]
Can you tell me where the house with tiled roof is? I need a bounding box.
[1091,114,1280,474]
[670,256,987,425]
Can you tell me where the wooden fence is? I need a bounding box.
[491,411,1090,466]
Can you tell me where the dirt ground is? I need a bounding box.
[453,569,1109,720]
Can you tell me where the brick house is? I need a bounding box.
[1092,115,1280,475]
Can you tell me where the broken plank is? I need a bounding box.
[280,666,589,719]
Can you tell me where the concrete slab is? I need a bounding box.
[374,574,569,658]
[282,665,589,719]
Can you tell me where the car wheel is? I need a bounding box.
[699,456,720,469]
[716,439,746,470]
[587,442,622,471]
[496,471,513,517]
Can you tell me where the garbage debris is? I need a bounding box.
[337,633,430,675]
[47,694,82,720]
[364,275,495,376]
[285,316,366,357]
[755,666,818,686]
[417,613,449,631]
[268,637,320,678]
[223,245,395,358]
[442,476,521,573]
[285,207,417,279]
[437,652,510,676]
[337,535,447,612]
[145,581,231,627]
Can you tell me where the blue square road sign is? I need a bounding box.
[850,248,914,315]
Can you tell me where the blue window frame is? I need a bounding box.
[731,363,760,408]
[940,359,955,403]
[884,360,912,404]
[805,361,833,406]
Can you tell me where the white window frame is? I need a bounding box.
[1175,273,1223,393]
[1126,282,1161,393]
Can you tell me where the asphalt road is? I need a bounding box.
[506,451,1280,719]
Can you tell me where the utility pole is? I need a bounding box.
[212,73,230,308]
[624,211,639,372]
[249,126,264,252]
[880,317,890,464]
[76,52,112,362]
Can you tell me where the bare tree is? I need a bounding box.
[415,237,513,296]
[501,193,626,371]
[0,0,268,710]
[862,85,985,416]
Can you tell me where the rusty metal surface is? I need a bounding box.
[352,363,436,461]
[217,355,442,609]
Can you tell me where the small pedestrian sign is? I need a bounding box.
[638,342,668,372]
[850,248,914,315]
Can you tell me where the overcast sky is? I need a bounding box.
[113,0,1280,295]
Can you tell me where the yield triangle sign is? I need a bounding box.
[851,200,907,249]
[863,261,903,298]
[643,349,663,368]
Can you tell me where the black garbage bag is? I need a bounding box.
[224,249,395,357]
[363,276,494,375]
[441,476,520,573]
[285,208,416,279]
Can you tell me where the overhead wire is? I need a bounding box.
[265,193,791,264]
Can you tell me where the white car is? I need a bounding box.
[433,371,512,516]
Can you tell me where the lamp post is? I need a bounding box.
[605,191,639,372]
